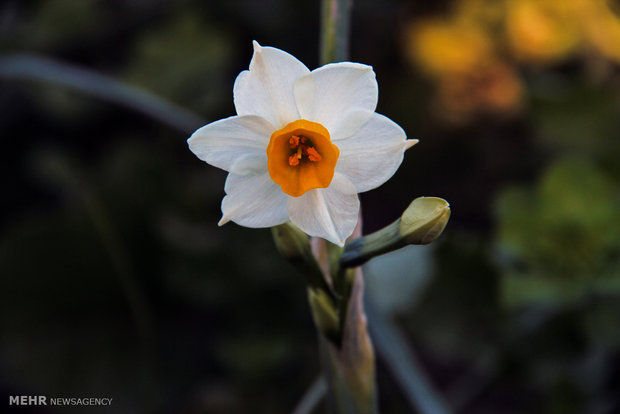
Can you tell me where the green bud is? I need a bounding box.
[271,222,312,263]
[308,288,340,344]
[400,197,452,244]
[340,197,450,268]
[272,222,337,299]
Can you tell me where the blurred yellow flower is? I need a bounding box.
[455,0,506,28]
[577,0,620,63]
[436,60,524,123]
[505,0,581,64]
[405,18,494,77]
[402,0,620,124]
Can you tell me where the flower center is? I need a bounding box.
[287,135,323,166]
[267,119,339,197]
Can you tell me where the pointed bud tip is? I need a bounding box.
[399,197,450,245]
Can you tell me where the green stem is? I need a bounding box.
[320,0,352,64]
[319,3,379,407]
[317,2,379,412]
[319,271,377,414]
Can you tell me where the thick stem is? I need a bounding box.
[311,214,376,412]
[318,2,378,412]
[319,269,377,414]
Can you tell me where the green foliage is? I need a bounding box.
[531,80,620,157]
[123,12,233,113]
[12,0,103,50]
[496,157,620,307]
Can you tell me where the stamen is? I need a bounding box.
[288,154,300,166]
[289,135,300,148]
[306,147,322,162]
[286,134,323,166]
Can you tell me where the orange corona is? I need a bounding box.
[267,119,339,197]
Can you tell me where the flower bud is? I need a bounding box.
[272,223,337,298]
[271,222,312,263]
[400,197,451,245]
[340,197,450,268]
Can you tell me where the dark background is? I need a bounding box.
[2,0,620,413]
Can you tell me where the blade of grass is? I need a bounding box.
[366,301,453,414]
[292,376,328,414]
[0,54,205,134]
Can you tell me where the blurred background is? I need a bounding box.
[1,0,620,413]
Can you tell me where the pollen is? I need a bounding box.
[266,119,339,197]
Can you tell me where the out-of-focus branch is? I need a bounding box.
[0,54,205,134]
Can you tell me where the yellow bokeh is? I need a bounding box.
[505,0,581,64]
[456,0,506,28]
[403,0,620,123]
[577,0,620,63]
[436,60,524,123]
[406,18,494,77]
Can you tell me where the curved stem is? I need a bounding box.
[0,54,205,134]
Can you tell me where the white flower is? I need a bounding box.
[188,41,418,246]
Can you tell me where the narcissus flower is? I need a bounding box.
[188,41,417,245]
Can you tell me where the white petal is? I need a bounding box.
[234,41,310,129]
[287,173,360,246]
[229,153,267,176]
[335,113,417,193]
[329,110,374,141]
[294,62,378,133]
[220,173,289,228]
[188,115,273,175]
